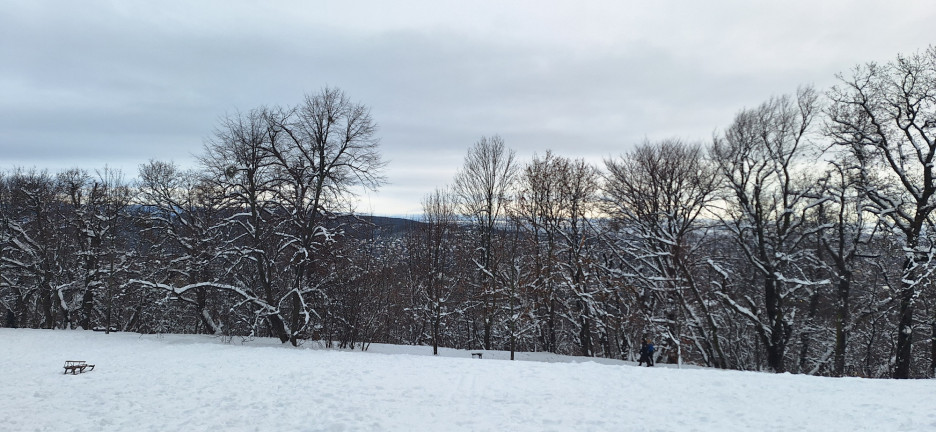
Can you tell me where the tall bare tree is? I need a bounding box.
[712,87,826,373]
[200,107,292,342]
[419,187,462,355]
[604,138,724,367]
[452,135,518,349]
[827,46,936,378]
[266,87,386,346]
[174,88,387,346]
[514,152,600,355]
[514,151,567,353]
[557,157,601,356]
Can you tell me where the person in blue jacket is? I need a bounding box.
[638,338,655,367]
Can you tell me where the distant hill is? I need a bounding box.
[333,214,427,239]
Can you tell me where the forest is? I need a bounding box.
[2,47,936,379]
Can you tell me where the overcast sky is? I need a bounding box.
[2,1,934,216]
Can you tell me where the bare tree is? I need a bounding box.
[514,152,600,355]
[557,157,601,357]
[1,169,64,329]
[57,167,133,332]
[452,135,518,349]
[199,107,292,342]
[420,187,462,355]
[495,214,536,360]
[812,158,878,376]
[827,46,936,378]
[604,138,724,367]
[265,87,386,345]
[137,160,227,334]
[92,168,133,334]
[58,168,96,330]
[514,151,567,353]
[161,88,388,346]
[712,87,826,373]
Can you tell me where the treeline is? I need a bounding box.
[3,49,936,378]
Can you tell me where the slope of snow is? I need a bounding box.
[1,329,933,431]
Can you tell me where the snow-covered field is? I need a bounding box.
[1,329,933,431]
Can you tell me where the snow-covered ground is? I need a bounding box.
[1,329,933,431]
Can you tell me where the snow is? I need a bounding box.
[2,329,934,431]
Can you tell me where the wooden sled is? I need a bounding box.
[63,360,95,375]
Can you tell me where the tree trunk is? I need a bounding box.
[288,290,303,346]
[546,299,557,353]
[482,291,493,350]
[432,310,440,356]
[80,288,94,330]
[893,255,917,379]
[579,302,592,357]
[894,287,915,378]
[267,314,290,344]
[4,307,15,328]
[40,279,55,329]
[764,277,786,373]
[833,275,851,377]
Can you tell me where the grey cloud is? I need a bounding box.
[2,1,935,214]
